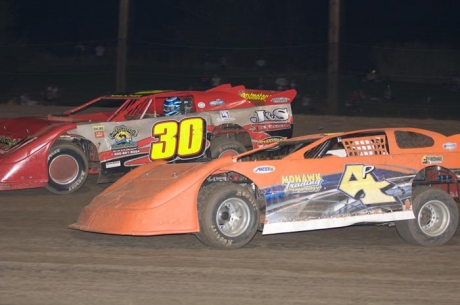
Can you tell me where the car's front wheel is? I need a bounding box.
[45,140,89,194]
[396,186,459,246]
[195,182,259,249]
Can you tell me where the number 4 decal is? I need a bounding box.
[338,164,397,204]
[150,117,206,161]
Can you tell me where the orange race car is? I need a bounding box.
[70,127,460,249]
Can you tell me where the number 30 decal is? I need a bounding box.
[150,117,206,161]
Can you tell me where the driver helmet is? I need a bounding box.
[163,97,182,116]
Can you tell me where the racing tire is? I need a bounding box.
[210,138,246,158]
[195,182,259,249]
[45,140,89,195]
[395,186,459,246]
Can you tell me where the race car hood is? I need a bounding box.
[85,158,233,210]
[101,162,202,207]
[70,157,235,235]
[0,116,74,153]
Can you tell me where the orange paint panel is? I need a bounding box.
[71,188,200,235]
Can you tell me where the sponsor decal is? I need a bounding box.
[48,148,61,161]
[93,125,105,138]
[258,136,287,146]
[271,97,290,103]
[109,125,139,150]
[220,110,230,119]
[197,102,206,108]
[217,110,235,121]
[112,148,140,157]
[251,123,292,132]
[282,173,323,193]
[422,155,443,164]
[68,172,87,191]
[209,98,226,106]
[267,123,291,130]
[253,165,276,174]
[239,92,269,101]
[338,164,397,205]
[250,108,289,123]
[443,142,456,150]
[106,160,121,168]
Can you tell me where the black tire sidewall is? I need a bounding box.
[46,142,88,194]
[197,183,259,249]
[210,139,246,158]
[398,187,459,246]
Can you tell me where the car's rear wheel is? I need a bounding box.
[210,138,246,158]
[45,140,89,194]
[196,182,259,249]
[395,186,459,246]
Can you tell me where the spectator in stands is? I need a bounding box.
[220,55,227,72]
[211,74,222,87]
[275,75,288,90]
[300,94,313,112]
[43,84,59,104]
[75,43,86,60]
[363,70,377,82]
[451,74,460,91]
[20,93,38,105]
[256,76,266,89]
[95,44,106,62]
[363,69,384,83]
[202,53,211,70]
[200,72,211,90]
[255,57,267,72]
[383,85,393,101]
[346,89,366,112]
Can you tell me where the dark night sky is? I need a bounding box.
[8,0,460,47]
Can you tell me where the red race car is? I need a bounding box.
[70,127,460,249]
[0,84,296,194]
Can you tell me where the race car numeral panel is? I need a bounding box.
[150,117,206,161]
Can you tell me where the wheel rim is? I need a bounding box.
[216,198,251,237]
[417,199,450,237]
[218,149,240,158]
[49,154,80,185]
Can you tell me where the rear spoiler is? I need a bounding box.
[239,89,297,105]
[206,84,234,92]
[206,84,246,93]
[207,84,297,105]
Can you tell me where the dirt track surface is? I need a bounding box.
[1,105,460,305]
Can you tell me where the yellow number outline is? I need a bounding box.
[150,117,206,161]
